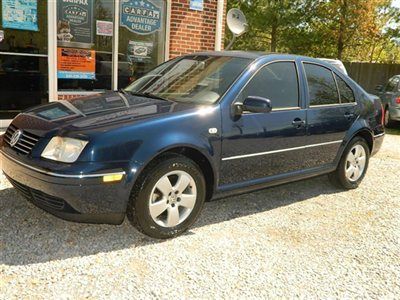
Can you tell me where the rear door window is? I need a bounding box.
[335,74,355,103]
[304,63,339,106]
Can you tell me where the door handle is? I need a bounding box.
[292,118,305,128]
[344,112,355,120]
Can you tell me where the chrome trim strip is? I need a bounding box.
[1,151,126,179]
[222,140,343,161]
[374,133,385,138]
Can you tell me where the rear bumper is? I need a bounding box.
[1,151,131,224]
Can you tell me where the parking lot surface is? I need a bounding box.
[1,133,399,299]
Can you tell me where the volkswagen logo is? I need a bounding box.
[10,130,23,147]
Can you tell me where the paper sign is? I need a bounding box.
[2,0,39,31]
[57,0,94,47]
[190,0,203,11]
[96,20,113,36]
[120,0,161,35]
[0,30,4,43]
[127,40,153,62]
[57,48,96,80]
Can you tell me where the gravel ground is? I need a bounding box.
[1,134,399,299]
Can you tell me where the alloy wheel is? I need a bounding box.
[149,170,197,228]
[345,144,367,182]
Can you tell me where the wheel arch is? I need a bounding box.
[132,145,216,201]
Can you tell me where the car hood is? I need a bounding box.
[11,92,199,135]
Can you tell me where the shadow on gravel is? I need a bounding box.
[0,175,340,266]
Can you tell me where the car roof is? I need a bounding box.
[184,51,326,62]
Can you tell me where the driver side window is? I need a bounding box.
[238,62,300,110]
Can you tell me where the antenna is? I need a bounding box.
[226,8,248,50]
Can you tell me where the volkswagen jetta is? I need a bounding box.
[1,52,385,238]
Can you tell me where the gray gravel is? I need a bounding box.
[1,134,399,299]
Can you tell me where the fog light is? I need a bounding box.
[103,174,123,183]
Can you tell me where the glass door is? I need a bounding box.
[0,0,48,119]
[57,0,114,95]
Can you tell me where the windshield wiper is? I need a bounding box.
[127,91,172,102]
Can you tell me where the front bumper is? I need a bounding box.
[1,151,131,225]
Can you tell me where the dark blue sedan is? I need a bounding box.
[1,52,385,238]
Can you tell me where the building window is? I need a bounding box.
[57,0,114,92]
[56,0,167,93]
[118,0,167,89]
[0,0,48,119]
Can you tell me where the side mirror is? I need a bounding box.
[234,96,272,115]
[375,85,383,93]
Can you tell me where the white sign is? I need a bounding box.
[96,20,113,36]
[0,30,4,43]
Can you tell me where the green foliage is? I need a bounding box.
[226,0,400,63]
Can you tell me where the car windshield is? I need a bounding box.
[124,55,252,104]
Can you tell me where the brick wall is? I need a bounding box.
[169,0,226,58]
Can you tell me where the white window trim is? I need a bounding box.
[48,0,58,102]
[215,0,224,51]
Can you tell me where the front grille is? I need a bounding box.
[3,124,40,155]
[5,174,72,212]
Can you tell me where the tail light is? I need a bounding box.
[381,103,385,126]
[396,97,400,104]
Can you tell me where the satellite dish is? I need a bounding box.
[227,8,248,37]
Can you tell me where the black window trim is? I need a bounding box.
[302,61,357,108]
[234,59,302,113]
[333,71,356,105]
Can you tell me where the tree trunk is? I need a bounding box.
[270,23,278,52]
[337,0,347,59]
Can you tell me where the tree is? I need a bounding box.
[225,0,400,63]
[226,0,304,52]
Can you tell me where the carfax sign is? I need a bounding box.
[57,0,94,47]
[120,0,161,35]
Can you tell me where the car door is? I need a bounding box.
[302,62,358,168]
[219,61,308,187]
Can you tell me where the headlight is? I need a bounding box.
[41,137,88,163]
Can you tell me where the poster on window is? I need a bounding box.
[96,20,113,36]
[57,0,94,48]
[127,40,153,62]
[120,0,161,35]
[57,48,96,80]
[2,0,38,31]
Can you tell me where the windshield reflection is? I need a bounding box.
[124,55,251,104]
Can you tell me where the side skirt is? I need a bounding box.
[211,164,336,200]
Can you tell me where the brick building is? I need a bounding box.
[0,0,226,126]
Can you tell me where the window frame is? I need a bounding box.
[233,60,302,113]
[302,61,357,108]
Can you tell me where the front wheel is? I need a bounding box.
[127,154,206,239]
[329,137,370,189]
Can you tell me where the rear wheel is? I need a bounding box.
[329,137,370,189]
[127,154,206,239]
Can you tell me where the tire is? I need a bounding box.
[384,107,395,128]
[127,154,206,239]
[329,136,370,190]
